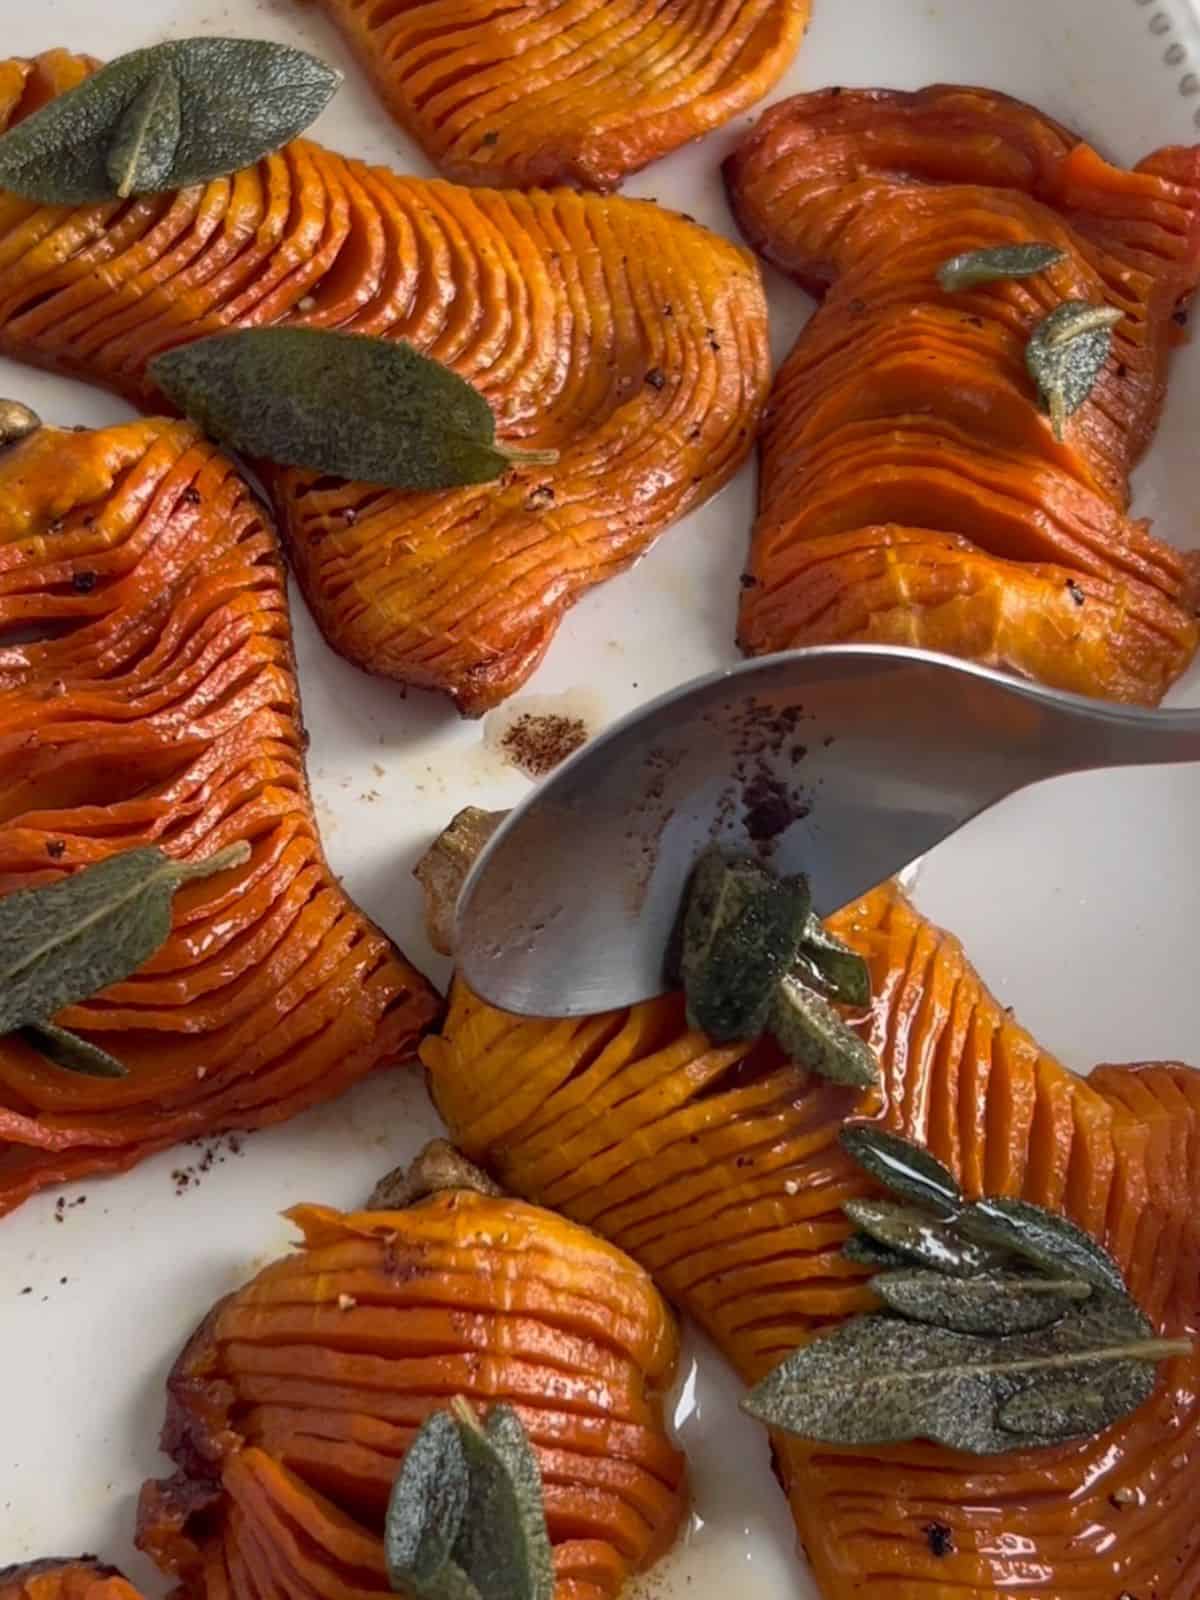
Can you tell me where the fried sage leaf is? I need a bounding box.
[1026,300,1123,439]
[678,848,811,1044]
[843,1198,1004,1277]
[770,973,880,1089]
[957,1197,1126,1295]
[840,1124,962,1213]
[384,1409,475,1600]
[385,1400,553,1600]
[453,1399,555,1600]
[19,1021,128,1080]
[743,1297,1187,1454]
[937,242,1066,293]
[876,1270,1092,1335]
[0,840,250,1036]
[152,329,559,493]
[795,914,871,1007]
[841,1232,913,1271]
[997,1359,1158,1440]
[106,68,182,198]
[0,39,340,206]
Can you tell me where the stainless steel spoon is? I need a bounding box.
[457,645,1200,1017]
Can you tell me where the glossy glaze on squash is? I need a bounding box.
[137,1190,687,1600]
[0,1562,141,1600]
[725,85,1200,704]
[424,884,1200,1598]
[312,0,810,191]
[0,419,437,1217]
[0,51,768,715]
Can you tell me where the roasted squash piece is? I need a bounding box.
[725,85,1200,703]
[0,51,768,715]
[0,418,437,1217]
[312,0,810,191]
[136,1164,687,1600]
[424,884,1200,1599]
[0,1561,141,1600]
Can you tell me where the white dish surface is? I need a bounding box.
[2,1,1200,1595]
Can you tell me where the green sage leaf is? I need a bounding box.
[0,840,250,1036]
[0,400,41,450]
[957,1197,1126,1294]
[106,69,182,198]
[1026,300,1123,439]
[997,1358,1158,1441]
[839,1124,962,1212]
[19,1021,129,1079]
[452,1399,555,1600]
[384,1410,477,1600]
[678,848,811,1044]
[875,1270,1091,1335]
[770,973,880,1088]
[151,329,559,494]
[0,39,341,205]
[937,242,1066,293]
[742,1296,1187,1454]
[795,914,871,1007]
[843,1198,1006,1276]
[841,1232,913,1271]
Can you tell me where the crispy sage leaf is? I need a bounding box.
[742,1297,1188,1454]
[19,1021,128,1080]
[841,1232,913,1271]
[0,840,250,1035]
[0,400,41,450]
[795,914,871,1007]
[770,973,880,1088]
[958,1197,1126,1294]
[384,1410,475,1600]
[0,39,340,205]
[452,1399,555,1600]
[1026,300,1123,439]
[106,69,182,198]
[840,1124,962,1213]
[678,848,811,1044]
[997,1359,1158,1440]
[876,1270,1092,1335]
[152,329,559,493]
[937,242,1066,293]
[843,1198,1005,1276]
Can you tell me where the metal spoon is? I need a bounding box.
[457,645,1200,1017]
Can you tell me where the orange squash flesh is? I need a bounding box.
[724,84,1200,704]
[311,0,810,191]
[0,418,438,1217]
[0,51,768,715]
[0,1561,142,1600]
[424,884,1200,1598]
[136,1191,687,1600]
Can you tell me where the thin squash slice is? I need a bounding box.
[0,50,768,715]
[424,884,1200,1598]
[725,84,1200,703]
[0,1562,141,1600]
[311,0,810,191]
[136,1177,687,1600]
[0,417,437,1217]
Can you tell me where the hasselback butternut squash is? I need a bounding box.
[725,85,1200,704]
[136,1167,687,1600]
[0,1562,141,1600]
[311,0,810,191]
[424,883,1200,1598]
[0,50,768,715]
[0,417,437,1217]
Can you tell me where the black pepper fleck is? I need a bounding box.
[644,368,666,390]
[46,840,66,859]
[924,1523,954,1559]
[182,486,202,506]
[71,571,97,594]
[1066,579,1086,607]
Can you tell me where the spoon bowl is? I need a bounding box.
[458,646,1200,1017]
